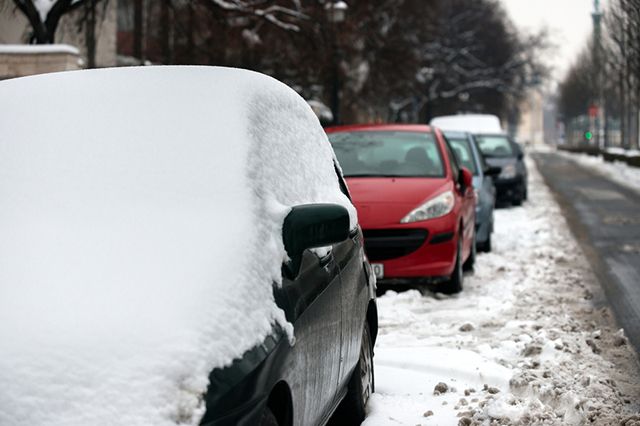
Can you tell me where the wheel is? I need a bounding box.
[512,197,523,206]
[479,232,492,253]
[259,407,279,426]
[331,322,374,424]
[441,239,463,294]
[463,232,476,271]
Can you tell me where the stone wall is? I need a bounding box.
[0,0,117,70]
[0,46,82,80]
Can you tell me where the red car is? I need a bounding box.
[326,124,476,293]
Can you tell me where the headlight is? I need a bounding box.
[500,164,517,179]
[401,191,455,223]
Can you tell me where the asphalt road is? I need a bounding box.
[534,152,640,352]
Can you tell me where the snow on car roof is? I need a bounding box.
[431,114,504,134]
[0,66,356,425]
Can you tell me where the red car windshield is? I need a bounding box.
[329,131,445,178]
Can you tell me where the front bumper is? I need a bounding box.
[363,214,458,280]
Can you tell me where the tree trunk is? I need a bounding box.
[160,0,171,64]
[133,0,144,60]
[85,0,97,68]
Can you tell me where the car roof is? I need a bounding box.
[430,114,503,134]
[442,130,471,138]
[325,124,435,133]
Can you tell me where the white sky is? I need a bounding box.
[500,0,597,81]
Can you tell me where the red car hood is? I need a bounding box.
[346,177,450,227]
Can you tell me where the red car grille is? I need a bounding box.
[363,229,428,261]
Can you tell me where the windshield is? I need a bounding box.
[328,131,445,178]
[474,135,514,158]
[447,137,478,175]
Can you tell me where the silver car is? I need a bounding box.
[444,131,500,252]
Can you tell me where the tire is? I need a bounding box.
[479,232,492,253]
[441,239,463,294]
[512,197,523,206]
[331,322,374,425]
[463,232,476,271]
[259,407,279,426]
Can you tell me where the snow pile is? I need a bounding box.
[364,157,640,425]
[0,44,80,55]
[0,66,354,425]
[557,150,640,196]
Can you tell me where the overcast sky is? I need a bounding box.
[500,0,597,82]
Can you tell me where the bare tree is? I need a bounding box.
[5,0,103,43]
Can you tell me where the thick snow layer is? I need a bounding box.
[0,44,80,55]
[364,156,640,425]
[0,66,355,425]
[430,114,503,134]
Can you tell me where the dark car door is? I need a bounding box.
[333,228,368,390]
[276,248,343,425]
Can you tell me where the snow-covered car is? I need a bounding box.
[0,67,377,426]
[444,131,500,252]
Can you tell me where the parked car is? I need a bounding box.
[430,115,528,206]
[326,124,476,294]
[443,131,499,252]
[473,134,528,205]
[0,67,377,426]
[431,114,503,134]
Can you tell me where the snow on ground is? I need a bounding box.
[556,150,640,197]
[364,157,640,425]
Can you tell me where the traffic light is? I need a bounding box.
[584,131,593,141]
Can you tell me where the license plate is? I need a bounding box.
[371,263,384,279]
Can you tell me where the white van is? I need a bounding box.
[430,114,503,134]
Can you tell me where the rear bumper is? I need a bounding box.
[495,176,525,202]
[363,214,458,279]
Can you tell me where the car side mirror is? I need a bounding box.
[459,167,473,191]
[485,166,502,176]
[283,204,350,276]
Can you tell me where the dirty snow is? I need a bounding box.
[557,150,640,197]
[0,66,354,425]
[364,157,640,425]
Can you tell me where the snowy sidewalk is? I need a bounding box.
[363,158,640,425]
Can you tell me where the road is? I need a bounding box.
[534,151,640,352]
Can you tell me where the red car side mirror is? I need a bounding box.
[460,167,473,190]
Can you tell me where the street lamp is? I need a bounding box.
[325,1,348,125]
[325,1,348,23]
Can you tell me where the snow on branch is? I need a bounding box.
[204,0,306,32]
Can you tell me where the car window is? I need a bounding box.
[328,131,445,178]
[474,135,514,158]
[446,137,478,176]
